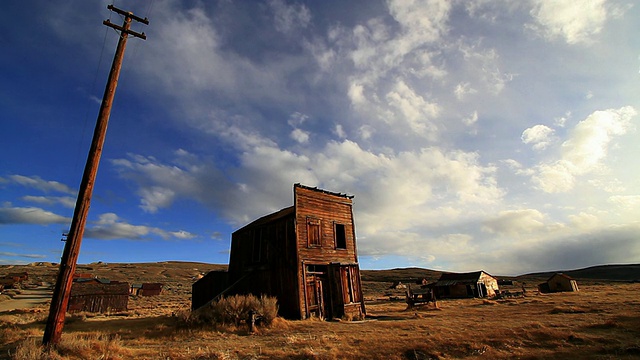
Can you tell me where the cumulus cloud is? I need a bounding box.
[85,213,196,241]
[482,209,546,236]
[385,80,440,138]
[528,0,608,44]
[0,205,70,225]
[531,106,637,193]
[521,124,555,150]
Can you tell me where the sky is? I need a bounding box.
[1,0,639,275]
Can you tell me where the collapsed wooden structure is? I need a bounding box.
[539,273,579,293]
[432,271,499,298]
[192,184,366,320]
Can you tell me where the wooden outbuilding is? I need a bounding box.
[68,279,129,313]
[7,272,28,282]
[192,184,366,320]
[432,271,499,298]
[140,283,163,296]
[0,278,16,289]
[540,273,579,293]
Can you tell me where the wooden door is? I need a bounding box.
[305,275,326,318]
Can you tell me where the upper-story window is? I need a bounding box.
[307,217,321,247]
[335,223,347,249]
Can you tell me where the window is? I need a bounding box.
[335,223,346,249]
[307,218,321,247]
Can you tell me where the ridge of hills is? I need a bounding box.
[2,262,637,286]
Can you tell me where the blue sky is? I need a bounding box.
[1,0,639,275]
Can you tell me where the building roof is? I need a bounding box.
[234,206,295,233]
[547,273,574,282]
[435,271,494,286]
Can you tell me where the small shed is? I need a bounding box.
[139,283,163,296]
[68,280,129,313]
[432,271,499,298]
[0,278,16,289]
[7,272,28,282]
[542,273,579,293]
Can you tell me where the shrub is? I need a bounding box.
[192,294,278,327]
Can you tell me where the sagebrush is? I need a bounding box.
[191,294,278,326]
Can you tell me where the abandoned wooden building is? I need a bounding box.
[68,278,129,313]
[539,273,579,293]
[431,271,499,298]
[192,184,366,320]
[130,282,164,296]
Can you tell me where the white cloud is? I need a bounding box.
[385,80,440,138]
[6,175,75,195]
[521,124,555,150]
[454,82,477,100]
[334,124,346,139]
[269,0,311,34]
[0,205,70,225]
[85,213,195,241]
[463,111,479,126]
[290,128,310,144]
[482,209,546,236]
[0,252,46,259]
[22,195,76,208]
[532,106,637,193]
[608,195,640,209]
[529,0,608,45]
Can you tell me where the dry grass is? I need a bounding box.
[2,283,639,359]
[2,262,640,359]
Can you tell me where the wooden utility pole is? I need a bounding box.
[43,5,148,346]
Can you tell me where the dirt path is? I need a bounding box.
[0,287,52,312]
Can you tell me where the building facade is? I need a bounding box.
[192,184,365,320]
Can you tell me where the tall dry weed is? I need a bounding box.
[55,333,129,360]
[11,338,57,360]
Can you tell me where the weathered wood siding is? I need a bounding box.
[294,185,363,319]
[139,283,163,296]
[547,274,579,292]
[294,185,357,264]
[479,272,499,297]
[227,209,301,319]
[68,282,129,313]
[192,271,228,310]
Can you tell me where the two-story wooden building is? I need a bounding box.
[192,184,365,320]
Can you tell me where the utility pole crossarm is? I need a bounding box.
[103,19,147,40]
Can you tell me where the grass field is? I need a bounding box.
[1,263,639,359]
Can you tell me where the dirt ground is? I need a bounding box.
[1,263,639,359]
[0,288,52,313]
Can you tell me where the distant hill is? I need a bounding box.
[361,267,443,284]
[361,264,640,285]
[518,264,640,282]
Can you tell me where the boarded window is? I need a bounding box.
[307,218,321,247]
[335,223,347,249]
